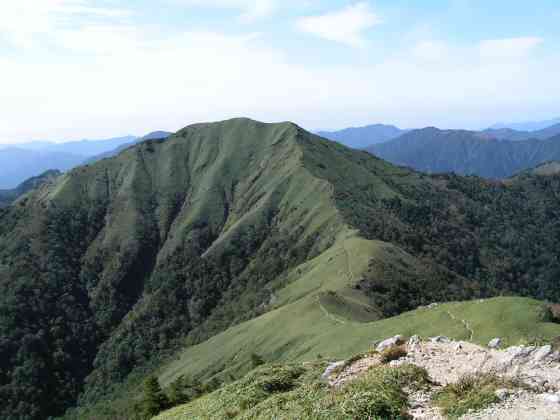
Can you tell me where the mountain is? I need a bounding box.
[0,136,138,156]
[482,123,560,141]
[368,128,560,178]
[2,119,560,420]
[85,131,173,164]
[317,124,406,148]
[490,117,560,131]
[0,170,61,207]
[0,147,84,188]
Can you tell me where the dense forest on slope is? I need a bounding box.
[368,127,560,178]
[1,119,560,419]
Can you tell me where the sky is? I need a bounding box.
[1,0,560,143]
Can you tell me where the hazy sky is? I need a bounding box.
[1,0,560,143]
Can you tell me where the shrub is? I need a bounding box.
[433,373,516,418]
[380,345,408,364]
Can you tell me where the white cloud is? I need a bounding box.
[296,2,381,47]
[479,37,543,60]
[413,40,448,61]
[176,0,278,22]
[0,0,129,48]
[0,2,554,142]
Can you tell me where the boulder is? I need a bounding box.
[533,345,553,362]
[376,335,405,352]
[488,338,502,349]
[495,389,510,400]
[321,361,344,380]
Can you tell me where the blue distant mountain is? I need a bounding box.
[490,117,560,132]
[0,135,138,156]
[317,124,407,149]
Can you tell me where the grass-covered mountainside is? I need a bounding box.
[1,118,560,419]
[0,169,61,207]
[369,127,560,178]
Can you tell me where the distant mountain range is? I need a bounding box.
[0,135,137,155]
[481,123,560,141]
[0,148,83,189]
[368,128,560,178]
[85,131,173,164]
[490,117,560,131]
[0,133,172,188]
[317,124,407,148]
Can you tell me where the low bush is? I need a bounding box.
[380,345,408,364]
[433,373,516,418]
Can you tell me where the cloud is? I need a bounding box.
[479,37,543,59]
[413,41,448,61]
[0,0,129,48]
[296,2,381,47]
[176,0,278,22]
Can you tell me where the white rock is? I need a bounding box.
[541,393,560,404]
[488,338,502,349]
[408,335,421,345]
[376,335,405,352]
[430,336,451,343]
[506,345,536,359]
[321,361,344,379]
[533,345,553,361]
[495,388,510,400]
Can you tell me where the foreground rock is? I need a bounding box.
[323,335,560,419]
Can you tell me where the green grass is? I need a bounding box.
[155,362,430,420]
[433,373,520,418]
[156,236,560,390]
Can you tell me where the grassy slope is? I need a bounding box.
[155,294,560,419]
[157,236,560,390]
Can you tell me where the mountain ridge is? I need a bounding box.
[368,127,560,178]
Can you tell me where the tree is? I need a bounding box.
[167,375,191,407]
[140,376,169,418]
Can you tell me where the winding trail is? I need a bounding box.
[446,309,474,341]
[315,240,356,325]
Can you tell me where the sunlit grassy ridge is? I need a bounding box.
[155,295,560,419]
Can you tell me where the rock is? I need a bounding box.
[488,338,502,349]
[454,342,463,351]
[533,345,553,361]
[541,393,560,404]
[376,335,405,352]
[321,361,344,380]
[408,335,421,346]
[506,345,536,359]
[430,336,451,344]
[495,388,510,400]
